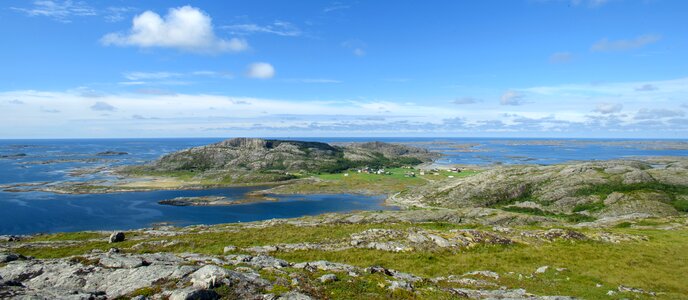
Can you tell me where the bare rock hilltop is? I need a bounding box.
[122,138,439,183]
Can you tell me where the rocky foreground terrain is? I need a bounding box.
[3,208,686,299]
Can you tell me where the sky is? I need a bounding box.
[1,0,687,139]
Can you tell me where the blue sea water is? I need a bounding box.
[0,137,686,234]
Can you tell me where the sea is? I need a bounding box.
[1,137,686,235]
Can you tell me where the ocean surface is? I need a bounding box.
[1,137,687,234]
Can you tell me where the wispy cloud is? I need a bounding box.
[222,21,302,37]
[549,52,573,63]
[500,91,526,106]
[594,103,623,114]
[591,34,661,52]
[11,0,97,22]
[102,6,248,54]
[323,2,350,13]
[342,39,366,56]
[90,101,116,111]
[635,84,658,92]
[11,1,134,23]
[452,97,481,105]
[634,108,685,120]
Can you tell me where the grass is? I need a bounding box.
[11,219,688,299]
[572,201,606,213]
[501,206,596,223]
[575,181,688,212]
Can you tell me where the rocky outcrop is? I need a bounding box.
[122,138,439,183]
[394,158,688,219]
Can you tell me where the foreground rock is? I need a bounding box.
[0,252,578,299]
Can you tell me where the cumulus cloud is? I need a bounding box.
[591,34,661,52]
[635,84,658,92]
[500,91,526,106]
[90,101,116,111]
[549,52,573,63]
[223,21,301,37]
[634,108,685,120]
[101,6,248,54]
[594,103,623,114]
[452,97,481,105]
[246,62,275,79]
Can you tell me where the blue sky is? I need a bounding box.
[1,0,687,138]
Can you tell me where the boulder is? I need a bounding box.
[190,265,232,289]
[109,231,125,243]
[318,274,337,283]
[169,287,219,300]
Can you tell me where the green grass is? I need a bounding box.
[26,231,107,242]
[501,206,596,223]
[12,220,688,299]
[575,182,688,212]
[572,201,606,213]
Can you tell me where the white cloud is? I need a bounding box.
[549,52,573,63]
[11,0,97,22]
[90,101,116,111]
[591,34,661,52]
[223,21,301,37]
[246,63,275,79]
[635,84,658,92]
[323,2,350,13]
[101,6,248,54]
[104,6,136,23]
[342,39,367,56]
[123,72,181,81]
[452,97,481,105]
[500,91,526,106]
[634,108,685,120]
[594,103,623,114]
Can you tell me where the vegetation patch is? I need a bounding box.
[575,182,688,212]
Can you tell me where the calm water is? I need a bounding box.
[1,137,686,234]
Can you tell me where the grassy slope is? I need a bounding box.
[14,220,688,299]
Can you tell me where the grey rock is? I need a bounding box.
[223,245,237,253]
[0,253,24,263]
[387,280,412,291]
[190,265,232,289]
[463,270,500,280]
[99,254,145,269]
[428,234,451,247]
[248,255,290,269]
[169,287,219,300]
[292,260,357,273]
[278,291,313,300]
[109,231,125,243]
[319,273,338,283]
[535,266,549,274]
